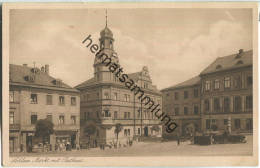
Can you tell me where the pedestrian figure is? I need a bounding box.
[177,133,180,146]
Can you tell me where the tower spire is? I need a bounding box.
[105,9,107,27]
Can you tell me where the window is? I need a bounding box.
[46,95,52,105]
[114,111,118,119]
[246,95,253,109]
[10,112,14,124]
[84,112,89,120]
[214,79,220,90]
[71,116,76,125]
[46,114,52,122]
[9,91,14,102]
[30,94,38,104]
[214,98,221,112]
[138,109,141,118]
[247,76,253,87]
[113,93,118,100]
[204,99,210,112]
[31,115,37,124]
[144,82,148,89]
[59,96,65,105]
[128,112,130,119]
[174,92,178,100]
[124,112,127,119]
[104,110,110,117]
[206,119,211,129]
[59,115,65,125]
[234,76,241,88]
[124,129,127,136]
[224,77,231,88]
[184,91,189,99]
[194,105,199,115]
[71,97,76,106]
[174,107,179,116]
[124,94,130,102]
[246,118,253,130]
[234,96,242,112]
[104,92,109,99]
[205,81,211,91]
[224,97,230,112]
[86,94,90,101]
[224,119,228,125]
[128,129,130,136]
[184,107,188,115]
[235,119,240,129]
[194,89,199,98]
[138,128,141,135]
[97,112,99,118]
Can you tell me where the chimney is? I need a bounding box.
[239,49,244,54]
[41,66,45,72]
[45,64,49,75]
[23,64,27,67]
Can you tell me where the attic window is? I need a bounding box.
[52,79,62,87]
[31,68,40,74]
[236,60,244,65]
[216,65,222,69]
[24,75,35,82]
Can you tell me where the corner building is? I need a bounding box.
[76,25,162,146]
[9,64,80,152]
[200,49,253,133]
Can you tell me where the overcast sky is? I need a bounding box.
[10,8,252,89]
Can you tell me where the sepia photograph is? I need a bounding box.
[2,2,258,166]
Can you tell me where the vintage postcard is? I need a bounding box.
[2,2,258,166]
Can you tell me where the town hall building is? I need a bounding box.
[76,23,162,147]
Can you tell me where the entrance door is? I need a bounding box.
[144,127,148,136]
[26,135,33,152]
[9,137,14,153]
[71,134,76,149]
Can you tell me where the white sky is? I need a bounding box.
[10,8,253,89]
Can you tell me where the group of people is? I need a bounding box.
[99,138,133,150]
[55,140,72,151]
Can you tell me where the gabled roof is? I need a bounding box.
[200,50,253,75]
[10,64,79,92]
[161,76,200,92]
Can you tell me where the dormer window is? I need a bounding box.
[216,65,222,69]
[236,60,243,65]
[52,79,62,87]
[31,68,40,74]
[24,75,35,82]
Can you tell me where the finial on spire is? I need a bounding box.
[105,9,108,27]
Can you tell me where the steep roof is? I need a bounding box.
[161,76,200,92]
[10,64,79,92]
[200,50,253,75]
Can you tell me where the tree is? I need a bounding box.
[84,124,96,147]
[114,123,123,143]
[35,119,54,144]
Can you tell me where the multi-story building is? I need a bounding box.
[200,49,253,133]
[9,64,80,152]
[161,49,253,137]
[161,76,201,137]
[76,24,162,146]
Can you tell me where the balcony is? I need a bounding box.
[9,124,20,130]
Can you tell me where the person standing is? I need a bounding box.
[177,133,180,146]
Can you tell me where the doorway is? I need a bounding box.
[144,126,148,136]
